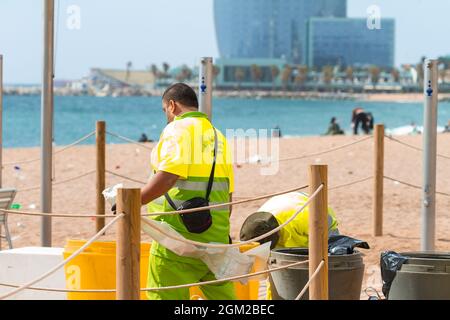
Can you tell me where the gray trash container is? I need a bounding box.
[388,252,450,300]
[268,248,364,300]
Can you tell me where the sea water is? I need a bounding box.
[4,95,450,148]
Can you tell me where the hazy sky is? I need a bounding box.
[0,0,448,84]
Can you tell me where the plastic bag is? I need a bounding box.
[328,235,370,255]
[202,242,271,284]
[141,217,271,284]
[141,217,205,257]
[102,183,123,206]
[380,251,408,299]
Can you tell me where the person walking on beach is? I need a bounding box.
[139,83,235,300]
[351,107,371,135]
[239,191,340,299]
[325,117,345,135]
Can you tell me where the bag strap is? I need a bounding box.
[205,127,218,202]
[164,126,218,210]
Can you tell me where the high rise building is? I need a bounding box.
[214,0,347,64]
[306,18,395,68]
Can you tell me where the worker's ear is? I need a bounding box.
[168,100,177,114]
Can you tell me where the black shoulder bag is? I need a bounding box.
[164,127,218,234]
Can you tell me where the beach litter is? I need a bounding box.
[11,203,21,210]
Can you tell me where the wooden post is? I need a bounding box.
[116,188,141,300]
[96,121,106,232]
[373,124,384,236]
[308,165,328,300]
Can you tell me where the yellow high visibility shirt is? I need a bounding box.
[258,192,339,248]
[147,111,234,264]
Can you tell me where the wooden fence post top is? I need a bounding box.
[308,165,329,300]
[116,188,141,300]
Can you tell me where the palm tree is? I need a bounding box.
[125,61,133,82]
[250,64,263,89]
[162,62,170,79]
[149,64,159,83]
[294,65,308,89]
[150,64,159,76]
[322,65,334,85]
[270,65,280,91]
[234,67,245,90]
[439,66,447,84]
[213,65,221,82]
[416,56,426,87]
[391,68,400,83]
[369,66,381,86]
[176,65,193,82]
[281,65,292,91]
[345,66,354,83]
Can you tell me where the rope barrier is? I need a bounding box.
[141,184,323,249]
[143,184,309,217]
[384,176,450,197]
[3,131,95,166]
[1,184,309,218]
[106,170,147,185]
[328,176,373,191]
[273,136,372,163]
[0,260,309,294]
[106,131,153,150]
[17,170,96,193]
[0,214,123,300]
[0,208,117,218]
[294,260,325,300]
[385,135,450,160]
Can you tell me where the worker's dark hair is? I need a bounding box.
[162,83,198,108]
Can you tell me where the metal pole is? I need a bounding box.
[421,59,439,252]
[0,55,3,188]
[199,57,213,121]
[41,0,55,247]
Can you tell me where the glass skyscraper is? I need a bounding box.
[214,0,347,64]
[306,18,395,68]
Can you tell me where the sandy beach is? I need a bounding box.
[3,134,450,298]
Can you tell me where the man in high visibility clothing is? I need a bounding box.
[239,191,339,299]
[140,83,236,300]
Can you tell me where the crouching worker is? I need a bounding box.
[239,191,339,299]
[140,83,236,300]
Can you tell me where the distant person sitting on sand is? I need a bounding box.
[351,107,371,135]
[444,120,450,133]
[138,133,150,142]
[240,191,339,299]
[411,122,421,135]
[272,125,282,138]
[325,117,345,135]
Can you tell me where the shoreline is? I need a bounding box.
[5,132,450,150]
[4,88,450,103]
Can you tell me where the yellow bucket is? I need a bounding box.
[63,240,151,300]
[64,240,260,300]
[189,242,261,300]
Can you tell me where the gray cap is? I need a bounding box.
[239,212,280,249]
